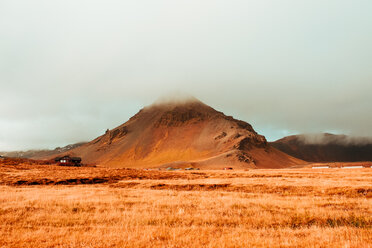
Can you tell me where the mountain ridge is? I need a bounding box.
[271,133,372,162]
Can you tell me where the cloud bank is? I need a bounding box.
[297,133,372,146]
[1,0,372,150]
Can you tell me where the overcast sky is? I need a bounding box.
[1,0,372,151]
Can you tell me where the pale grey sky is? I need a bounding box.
[1,0,372,151]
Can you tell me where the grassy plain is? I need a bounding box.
[0,160,371,247]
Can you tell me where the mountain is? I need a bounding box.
[1,142,86,159]
[41,98,304,169]
[271,133,372,162]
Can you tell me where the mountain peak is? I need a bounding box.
[147,96,212,113]
[129,97,220,127]
[46,97,303,169]
[153,94,201,105]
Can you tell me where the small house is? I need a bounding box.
[54,156,82,167]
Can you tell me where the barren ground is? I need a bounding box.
[0,159,371,247]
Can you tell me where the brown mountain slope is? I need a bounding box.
[49,99,304,169]
[271,133,372,162]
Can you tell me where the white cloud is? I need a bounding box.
[1,0,372,150]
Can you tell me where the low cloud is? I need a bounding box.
[1,0,372,150]
[298,133,372,146]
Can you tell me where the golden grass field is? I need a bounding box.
[0,159,371,247]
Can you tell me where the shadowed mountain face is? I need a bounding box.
[271,133,372,162]
[43,99,303,169]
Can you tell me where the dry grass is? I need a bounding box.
[0,161,371,247]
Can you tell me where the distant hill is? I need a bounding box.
[1,142,86,159]
[271,133,372,162]
[44,98,304,169]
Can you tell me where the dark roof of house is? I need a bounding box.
[54,156,81,162]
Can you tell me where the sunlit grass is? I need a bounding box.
[0,164,371,247]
